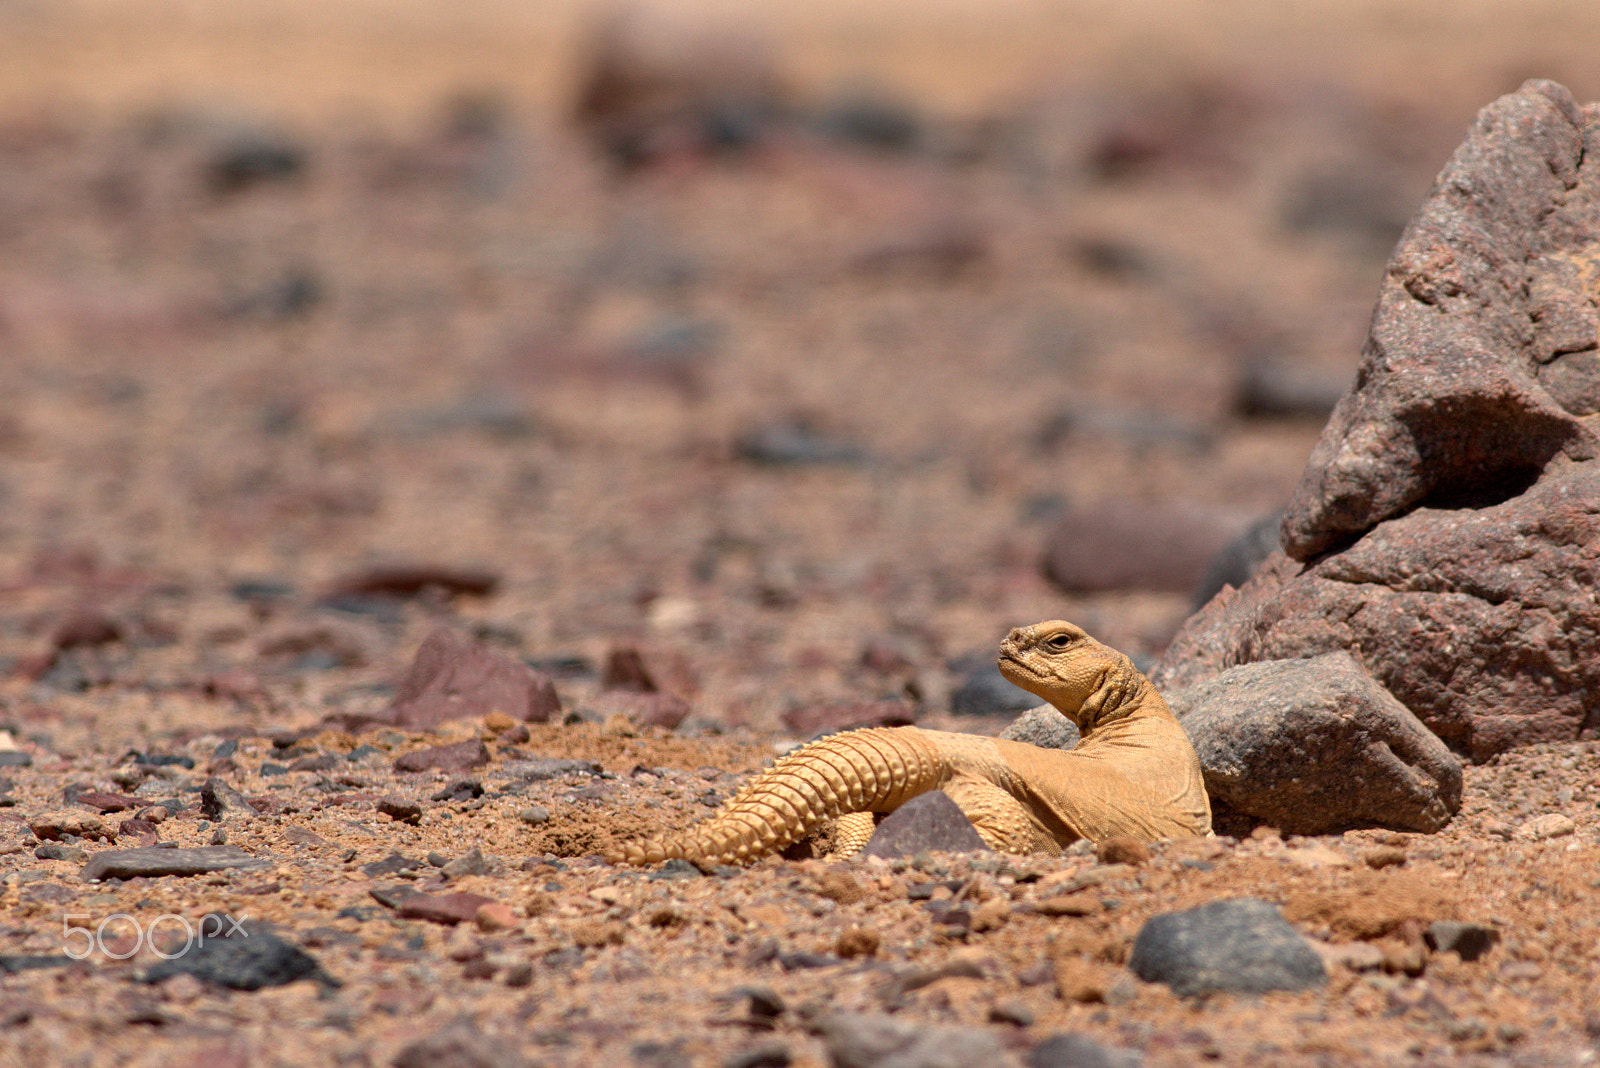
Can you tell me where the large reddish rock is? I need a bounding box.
[1153,81,1600,761]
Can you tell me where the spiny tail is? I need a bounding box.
[611,727,948,866]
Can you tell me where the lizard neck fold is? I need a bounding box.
[1069,657,1148,736]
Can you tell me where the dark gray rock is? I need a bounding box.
[1128,898,1326,997]
[818,1012,1015,1068]
[1025,1033,1139,1068]
[81,845,274,882]
[1425,921,1500,962]
[1167,652,1462,834]
[0,954,75,974]
[141,917,334,991]
[950,656,1041,718]
[861,791,991,860]
[1153,82,1600,761]
[999,704,1081,751]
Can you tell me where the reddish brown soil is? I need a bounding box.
[2,3,1600,1066]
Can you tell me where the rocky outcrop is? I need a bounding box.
[1152,81,1600,761]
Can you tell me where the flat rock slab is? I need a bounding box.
[1154,81,1600,760]
[1129,897,1327,998]
[393,738,490,774]
[81,846,275,882]
[1168,651,1462,834]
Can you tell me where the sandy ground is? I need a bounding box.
[2,2,1600,1065]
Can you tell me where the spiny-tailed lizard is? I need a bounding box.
[613,620,1211,865]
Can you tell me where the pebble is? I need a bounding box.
[378,796,424,824]
[861,791,991,859]
[394,739,491,774]
[1128,897,1327,997]
[391,1016,529,1068]
[35,842,88,863]
[30,811,113,842]
[723,1044,791,1068]
[1512,813,1575,841]
[818,1011,1015,1068]
[199,778,258,821]
[389,890,497,926]
[517,805,551,825]
[1025,1033,1138,1068]
[1425,921,1501,962]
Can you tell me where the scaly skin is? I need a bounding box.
[612,621,1210,865]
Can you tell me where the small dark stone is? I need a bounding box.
[645,858,703,881]
[723,1045,790,1068]
[0,954,75,975]
[259,762,289,777]
[212,740,239,760]
[729,985,785,1021]
[602,646,658,692]
[734,418,866,467]
[949,655,1039,718]
[1128,897,1327,997]
[200,778,258,820]
[777,951,841,971]
[206,132,306,195]
[81,846,274,882]
[1026,1033,1138,1068]
[141,917,334,991]
[0,751,31,768]
[288,754,340,773]
[430,780,484,803]
[440,847,491,878]
[361,853,424,878]
[35,843,88,863]
[1425,921,1501,962]
[322,564,499,603]
[378,797,424,825]
[861,791,990,860]
[128,752,195,769]
[51,609,123,650]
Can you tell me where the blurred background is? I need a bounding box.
[1,0,1597,734]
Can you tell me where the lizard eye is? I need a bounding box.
[1045,634,1073,650]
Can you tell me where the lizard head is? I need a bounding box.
[996,620,1143,733]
